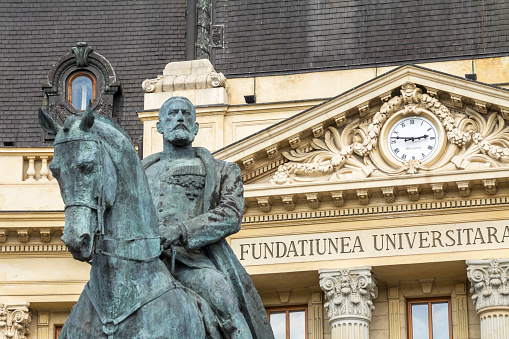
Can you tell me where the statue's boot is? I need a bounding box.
[222,314,253,339]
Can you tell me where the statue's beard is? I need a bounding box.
[166,129,194,146]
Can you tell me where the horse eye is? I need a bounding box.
[77,162,95,174]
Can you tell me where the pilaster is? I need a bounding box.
[387,283,400,339]
[310,291,324,339]
[319,267,378,339]
[0,302,31,339]
[467,259,509,339]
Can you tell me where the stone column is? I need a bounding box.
[319,267,378,339]
[0,302,31,339]
[467,259,509,339]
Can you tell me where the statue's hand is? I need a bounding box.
[159,223,182,250]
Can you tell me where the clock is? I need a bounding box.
[387,116,439,162]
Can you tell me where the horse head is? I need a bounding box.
[39,104,117,261]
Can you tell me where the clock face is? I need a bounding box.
[388,116,438,162]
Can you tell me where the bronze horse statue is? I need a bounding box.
[39,105,220,338]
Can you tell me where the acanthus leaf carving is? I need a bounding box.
[0,302,31,339]
[270,81,509,185]
[319,268,378,322]
[467,259,509,313]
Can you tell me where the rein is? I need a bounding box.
[95,235,162,263]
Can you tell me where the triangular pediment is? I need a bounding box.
[214,64,509,219]
[215,64,509,182]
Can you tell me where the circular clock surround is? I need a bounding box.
[379,112,446,168]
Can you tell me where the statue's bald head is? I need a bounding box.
[158,97,195,121]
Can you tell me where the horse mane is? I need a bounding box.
[80,113,158,236]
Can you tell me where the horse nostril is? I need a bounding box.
[80,234,91,249]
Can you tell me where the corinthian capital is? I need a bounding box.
[467,259,509,312]
[0,302,31,339]
[319,267,378,323]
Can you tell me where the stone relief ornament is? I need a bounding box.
[270,82,509,184]
[319,268,378,322]
[467,259,509,312]
[0,302,31,339]
[71,42,93,67]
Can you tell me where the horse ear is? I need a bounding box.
[38,108,61,134]
[79,100,95,132]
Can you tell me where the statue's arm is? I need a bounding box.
[180,162,244,250]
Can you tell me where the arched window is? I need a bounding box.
[67,72,96,111]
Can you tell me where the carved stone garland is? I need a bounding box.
[0,302,31,339]
[271,82,509,185]
[319,267,378,339]
[467,259,509,339]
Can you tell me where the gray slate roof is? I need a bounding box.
[0,0,186,147]
[213,0,509,76]
[1,0,509,147]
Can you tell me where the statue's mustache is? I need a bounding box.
[171,124,190,132]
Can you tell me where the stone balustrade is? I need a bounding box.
[0,148,63,211]
[0,148,55,183]
[24,154,53,181]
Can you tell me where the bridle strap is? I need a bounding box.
[62,137,107,237]
[95,235,163,263]
[95,249,161,263]
[65,200,102,211]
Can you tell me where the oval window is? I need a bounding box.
[68,73,96,111]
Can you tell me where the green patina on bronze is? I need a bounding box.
[38,99,274,338]
[143,96,274,339]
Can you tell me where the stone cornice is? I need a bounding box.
[244,167,509,201]
[242,196,509,227]
[0,147,54,155]
[137,98,325,121]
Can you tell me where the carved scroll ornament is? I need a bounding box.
[467,259,509,312]
[319,268,378,322]
[271,82,509,185]
[0,303,31,339]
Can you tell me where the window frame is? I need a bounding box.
[67,71,96,111]
[266,305,308,339]
[407,297,453,339]
[55,325,62,339]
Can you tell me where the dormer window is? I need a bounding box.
[42,42,120,143]
[68,72,96,111]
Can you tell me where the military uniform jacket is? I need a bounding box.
[142,147,274,339]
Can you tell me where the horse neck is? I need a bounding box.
[105,167,158,239]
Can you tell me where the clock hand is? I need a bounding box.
[390,136,416,141]
[411,134,429,141]
[390,134,430,142]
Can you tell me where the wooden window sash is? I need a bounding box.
[266,305,308,339]
[407,297,452,339]
[67,72,96,110]
[55,325,62,339]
